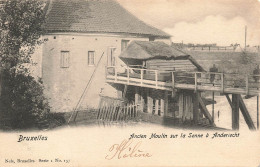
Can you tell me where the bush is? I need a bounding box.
[0,69,51,129]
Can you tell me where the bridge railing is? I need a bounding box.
[106,66,260,95]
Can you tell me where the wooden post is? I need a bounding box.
[178,92,184,119]
[194,72,197,92]
[164,91,168,117]
[155,70,158,88]
[172,72,175,88]
[155,99,159,115]
[257,96,259,130]
[127,67,130,85]
[193,92,199,124]
[147,88,153,114]
[212,91,215,123]
[238,95,256,130]
[123,85,128,98]
[135,87,139,106]
[140,89,144,112]
[221,73,224,93]
[232,94,239,130]
[141,69,144,86]
[160,98,164,116]
[246,75,249,95]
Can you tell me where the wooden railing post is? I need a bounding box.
[155,70,158,88]
[141,69,144,86]
[246,75,249,95]
[194,72,197,92]
[221,73,224,93]
[172,72,175,89]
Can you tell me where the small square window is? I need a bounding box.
[60,51,70,68]
[121,40,130,51]
[88,51,95,66]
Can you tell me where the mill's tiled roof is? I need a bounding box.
[44,0,170,38]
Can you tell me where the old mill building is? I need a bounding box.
[32,0,171,112]
[31,0,259,130]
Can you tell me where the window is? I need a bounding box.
[88,51,95,66]
[149,36,155,41]
[60,51,70,68]
[107,48,116,66]
[121,40,130,51]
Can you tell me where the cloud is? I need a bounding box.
[164,15,260,46]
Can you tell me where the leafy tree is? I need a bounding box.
[0,0,54,129]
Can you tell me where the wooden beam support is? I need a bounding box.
[257,96,259,130]
[160,98,164,116]
[178,92,184,120]
[192,92,199,124]
[212,91,215,123]
[155,99,159,115]
[232,94,239,130]
[221,73,224,93]
[147,88,153,114]
[135,87,139,105]
[238,95,256,130]
[140,89,144,112]
[225,94,232,107]
[164,91,169,117]
[122,85,128,98]
[194,73,197,92]
[198,95,216,126]
[172,72,175,89]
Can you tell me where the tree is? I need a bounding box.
[0,0,53,129]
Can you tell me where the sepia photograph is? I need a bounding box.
[0,0,260,166]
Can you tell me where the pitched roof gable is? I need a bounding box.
[119,41,205,71]
[119,41,189,60]
[44,0,170,38]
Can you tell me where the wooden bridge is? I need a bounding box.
[106,66,260,96]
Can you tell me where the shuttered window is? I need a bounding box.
[88,51,95,66]
[60,51,70,68]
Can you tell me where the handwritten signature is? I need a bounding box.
[105,139,152,160]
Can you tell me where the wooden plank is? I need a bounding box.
[198,95,216,126]
[238,95,256,130]
[232,94,239,130]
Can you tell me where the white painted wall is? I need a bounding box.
[37,32,171,112]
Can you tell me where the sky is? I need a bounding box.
[117,0,260,46]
